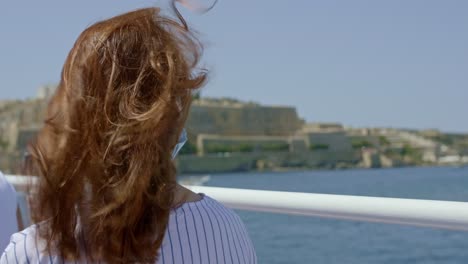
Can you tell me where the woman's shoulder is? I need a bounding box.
[174,194,255,245]
[170,195,257,263]
[176,194,243,221]
[1,225,36,263]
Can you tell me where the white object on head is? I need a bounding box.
[176,0,218,13]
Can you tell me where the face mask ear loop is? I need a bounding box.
[172,128,188,159]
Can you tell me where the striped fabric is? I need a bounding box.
[0,195,257,264]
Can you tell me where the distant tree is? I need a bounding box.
[432,134,454,145]
[178,141,198,155]
[205,143,255,154]
[309,144,329,151]
[378,136,390,146]
[192,92,201,100]
[400,143,423,163]
[260,143,290,152]
[401,143,416,156]
[239,144,254,152]
[351,140,373,149]
[0,139,8,151]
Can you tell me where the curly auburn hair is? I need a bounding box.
[28,6,206,263]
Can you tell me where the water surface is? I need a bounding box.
[200,167,468,264]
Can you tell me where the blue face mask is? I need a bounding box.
[171,128,187,159]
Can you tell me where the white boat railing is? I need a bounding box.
[6,175,468,231]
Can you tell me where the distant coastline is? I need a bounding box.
[1,93,467,174]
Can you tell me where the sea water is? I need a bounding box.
[200,167,468,264]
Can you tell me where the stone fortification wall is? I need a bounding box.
[0,99,47,127]
[0,99,46,152]
[0,98,302,143]
[186,104,302,136]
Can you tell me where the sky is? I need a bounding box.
[0,0,467,133]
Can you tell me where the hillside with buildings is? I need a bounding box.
[1,86,467,174]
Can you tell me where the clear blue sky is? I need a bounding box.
[0,0,467,132]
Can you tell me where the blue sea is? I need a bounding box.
[199,167,468,264]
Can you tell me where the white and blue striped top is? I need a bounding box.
[0,195,257,264]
